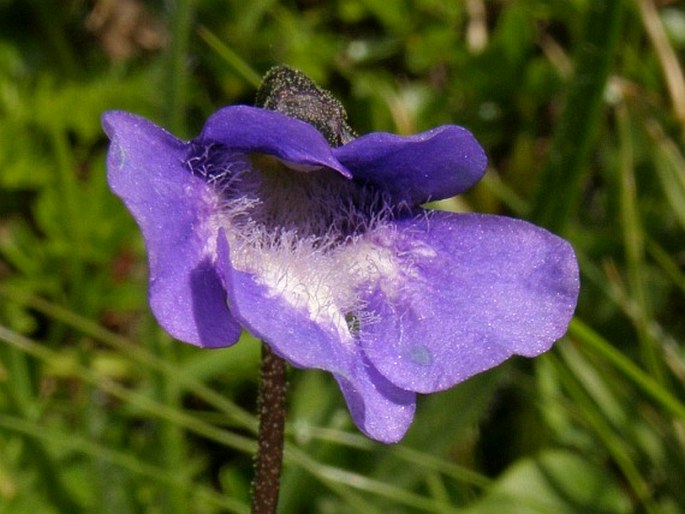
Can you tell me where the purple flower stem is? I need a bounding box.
[251,343,288,514]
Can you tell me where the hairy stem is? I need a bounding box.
[251,343,288,514]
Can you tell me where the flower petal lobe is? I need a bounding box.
[360,212,579,393]
[199,105,352,178]
[103,111,242,348]
[334,125,487,205]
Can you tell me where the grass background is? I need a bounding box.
[1,0,685,512]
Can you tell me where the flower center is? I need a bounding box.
[185,141,412,344]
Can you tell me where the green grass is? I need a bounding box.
[2,0,685,512]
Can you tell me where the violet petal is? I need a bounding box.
[216,231,415,442]
[359,212,580,393]
[334,354,416,443]
[103,111,242,348]
[198,105,352,178]
[333,125,487,205]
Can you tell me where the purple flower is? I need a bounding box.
[103,105,579,443]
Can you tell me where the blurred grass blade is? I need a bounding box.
[197,26,262,88]
[167,0,196,135]
[636,0,685,138]
[616,104,664,384]
[0,324,257,455]
[480,172,529,217]
[569,319,685,421]
[289,447,461,514]
[302,427,492,488]
[0,355,81,511]
[557,340,626,428]
[546,352,658,513]
[0,284,257,431]
[645,118,685,231]
[647,239,685,295]
[0,414,250,514]
[531,0,625,232]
